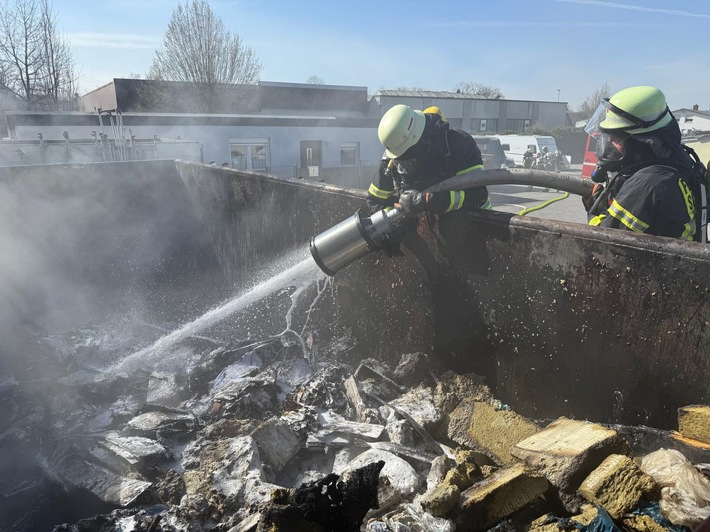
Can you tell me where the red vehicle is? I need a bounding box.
[581,134,598,179]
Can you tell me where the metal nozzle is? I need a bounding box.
[309,208,404,276]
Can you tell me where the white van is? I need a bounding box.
[495,135,559,167]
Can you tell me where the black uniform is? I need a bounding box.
[588,165,698,240]
[587,122,703,241]
[366,114,491,214]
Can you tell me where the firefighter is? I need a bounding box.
[366,104,492,254]
[583,86,705,241]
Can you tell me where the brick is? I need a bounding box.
[511,417,629,492]
[678,404,710,444]
[448,398,540,465]
[528,506,598,531]
[419,481,461,517]
[420,449,488,520]
[458,463,549,530]
[577,454,656,519]
[621,514,668,532]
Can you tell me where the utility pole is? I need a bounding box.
[557,89,560,102]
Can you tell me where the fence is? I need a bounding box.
[0,136,203,167]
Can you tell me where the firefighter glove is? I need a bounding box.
[397,190,431,216]
[582,183,604,213]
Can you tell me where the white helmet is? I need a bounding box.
[378,104,426,158]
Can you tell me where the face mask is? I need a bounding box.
[395,134,440,174]
[597,134,625,161]
[596,132,629,172]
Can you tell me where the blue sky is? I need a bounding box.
[55,0,710,110]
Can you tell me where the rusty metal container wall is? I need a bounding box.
[2,160,708,431]
[173,162,710,429]
[426,211,710,429]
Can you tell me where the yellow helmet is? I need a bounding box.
[378,104,426,158]
[586,86,672,136]
[423,106,447,122]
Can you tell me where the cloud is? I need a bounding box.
[553,0,710,19]
[427,20,678,28]
[68,32,160,50]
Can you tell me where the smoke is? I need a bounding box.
[0,161,227,379]
[0,159,338,530]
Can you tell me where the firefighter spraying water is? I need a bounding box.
[310,104,593,276]
[309,166,593,276]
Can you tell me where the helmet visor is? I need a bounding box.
[584,101,610,137]
[585,100,630,164]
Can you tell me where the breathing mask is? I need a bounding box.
[394,130,442,176]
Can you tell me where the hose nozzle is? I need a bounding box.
[309,208,404,275]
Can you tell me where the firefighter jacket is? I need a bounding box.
[366,114,491,215]
[587,118,703,241]
[588,164,699,240]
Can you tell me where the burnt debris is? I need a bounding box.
[2,321,709,532]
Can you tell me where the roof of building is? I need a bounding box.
[375,89,485,99]
[80,79,370,114]
[259,80,367,92]
[673,107,710,119]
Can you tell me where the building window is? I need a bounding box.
[229,139,269,171]
[340,142,359,166]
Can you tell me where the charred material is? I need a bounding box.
[260,460,384,531]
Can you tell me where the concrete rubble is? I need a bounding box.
[2,322,710,532]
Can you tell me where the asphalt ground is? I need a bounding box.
[488,164,588,225]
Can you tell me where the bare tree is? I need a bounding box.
[306,75,324,84]
[573,83,612,121]
[38,0,78,110]
[391,86,426,92]
[0,0,78,110]
[0,0,44,105]
[147,0,263,113]
[454,81,504,99]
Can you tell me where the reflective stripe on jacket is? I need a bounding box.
[366,114,490,214]
[587,165,698,241]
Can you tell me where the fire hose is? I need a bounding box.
[309,168,593,276]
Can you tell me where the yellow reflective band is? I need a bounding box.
[682,223,695,241]
[589,214,606,226]
[445,190,465,212]
[456,164,484,175]
[368,183,393,200]
[608,199,649,233]
[481,197,492,210]
[678,179,696,240]
[679,179,695,213]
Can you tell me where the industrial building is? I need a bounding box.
[2,80,570,188]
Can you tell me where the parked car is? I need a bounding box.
[472,135,511,169]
